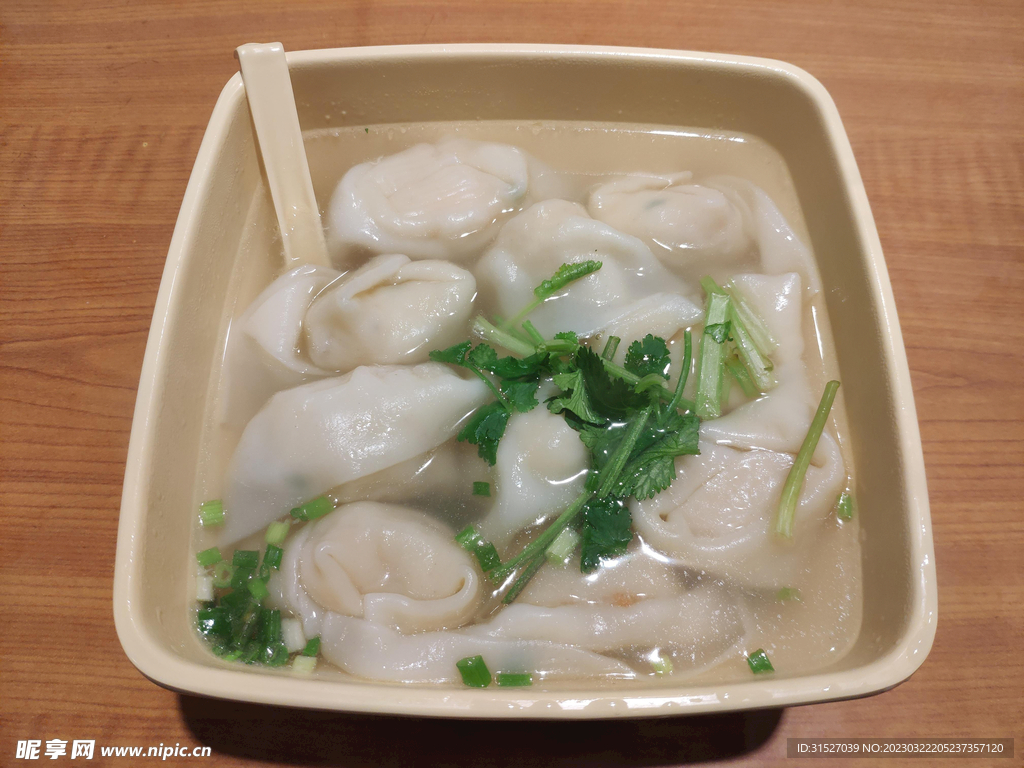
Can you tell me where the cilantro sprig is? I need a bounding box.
[430,261,714,599]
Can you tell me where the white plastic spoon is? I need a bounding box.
[235,42,331,268]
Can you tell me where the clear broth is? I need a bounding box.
[192,121,862,687]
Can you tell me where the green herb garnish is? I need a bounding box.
[455,525,503,573]
[456,655,492,688]
[776,380,841,538]
[472,481,491,497]
[747,648,775,674]
[835,490,855,520]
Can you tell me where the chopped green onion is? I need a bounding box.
[301,636,320,657]
[292,655,317,673]
[199,499,224,527]
[263,544,283,570]
[260,608,281,644]
[695,290,731,419]
[196,574,214,602]
[240,641,262,664]
[455,655,492,688]
[601,335,621,360]
[747,648,775,674]
[289,495,334,522]
[546,527,580,566]
[211,560,235,589]
[247,577,269,601]
[281,618,306,653]
[212,645,243,661]
[265,520,290,546]
[196,607,231,638]
[776,587,802,602]
[261,641,290,667]
[472,481,491,497]
[196,547,222,567]
[775,380,841,538]
[496,672,533,687]
[455,525,502,572]
[229,566,253,591]
[650,654,674,675]
[232,550,259,569]
[835,490,855,520]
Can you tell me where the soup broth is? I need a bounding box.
[191,121,861,687]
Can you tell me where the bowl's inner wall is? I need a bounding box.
[147,51,912,680]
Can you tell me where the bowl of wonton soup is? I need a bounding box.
[114,44,936,719]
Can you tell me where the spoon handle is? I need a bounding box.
[236,42,331,268]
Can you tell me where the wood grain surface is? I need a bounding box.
[1,1,1021,766]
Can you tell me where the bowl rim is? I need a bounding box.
[113,42,937,719]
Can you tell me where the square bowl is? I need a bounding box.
[113,44,936,719]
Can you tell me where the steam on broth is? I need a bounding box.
[192,121,862,686]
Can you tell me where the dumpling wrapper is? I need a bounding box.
[219,264,335,427]
[632,271,846,587]
[221,363,489,544]
[476,407,589,552]
[469,581,745,660]
[518,544,687,607]
[304,253,476,372]
[474,199,694,338]
[704,176,821,293]
[587,172,753,268]
[270,502,481,636]
[319,613,635,684]
[328,138,529,262]
[631,436,845,588]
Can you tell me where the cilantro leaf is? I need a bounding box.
[579,496,632,573]
[548,369,603,424]
[605,413,701,499]
[534,260,602,299]
[457,402,512,465]
[615,455,676,500]
[576,346,648,418]
[490,352,547,380]
[704,321,732,344]
[429,341,471,365]
[501,379,540,413]
[624,334,671,379]
[467,343,499,370]
[554,331,578,344]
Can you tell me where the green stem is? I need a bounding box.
[602,358,694,412]
[775,381,841,538]
[501,297,544,331]
[597,406,653,498]
[521,320,545,346]
[695,291,731,419]
[665,330,693,417]
[491,491,591,580]
[502,553,546,604]
[473,317,536,357]
[469,366,512,410]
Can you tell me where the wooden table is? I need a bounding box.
[2,1,1021,765]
